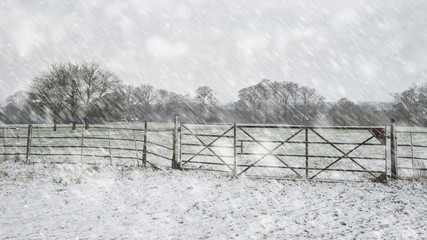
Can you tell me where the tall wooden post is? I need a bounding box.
[3,127,7,161]
[172,115,180,169]
[233,123,237,177]
[178,121,182,167]
[108,128,112,165]
[305,127,309,178]
[25,125,33,164]
[390,118,398,179]
[37,126,44,162]
[133,129,138,166]
[410,131,415,178]
[142,121,147,167]
[80,125,84,163]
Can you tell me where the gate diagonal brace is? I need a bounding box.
[181,124,234,172]
[237,127,304,178]
[309,129,380,180]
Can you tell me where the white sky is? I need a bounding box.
[1,0,426,104]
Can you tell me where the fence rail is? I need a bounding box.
[2,119,427,182]
[0,122,175,168]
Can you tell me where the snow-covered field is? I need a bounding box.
[0,162,426,239]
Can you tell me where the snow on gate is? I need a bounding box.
[179,123,387,182]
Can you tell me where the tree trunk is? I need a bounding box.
[84,117,89,130]
[53,118,57,132]
[72,119,76,130]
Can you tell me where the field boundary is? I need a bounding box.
[1,119,426,182]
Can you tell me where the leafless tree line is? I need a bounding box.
[27,62,122,130]
[1,62,425,126]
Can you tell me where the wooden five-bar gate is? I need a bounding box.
[179,123,388,182]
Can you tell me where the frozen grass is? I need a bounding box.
[0,162,426,239]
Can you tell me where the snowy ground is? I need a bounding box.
[0,162,426,239]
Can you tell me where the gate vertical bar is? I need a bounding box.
[133,129,138,166]
[179,121,183,168]
[3,127,7,161]
[108,128,112,165]
[390,119,398,179]
[25,125,33,164]
[37,126,44,162]
[80,125,84,163]
[410,131,415,178]
[384,127,388,178]
[172,115,180,169]
[233,123,237,177]
[142,121,147,167]
[305,127,309,178]
[16,128,19,160]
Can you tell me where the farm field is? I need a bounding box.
[0,162,426,239]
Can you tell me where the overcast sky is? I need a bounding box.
[1,0,426,105]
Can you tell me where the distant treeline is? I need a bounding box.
[0,62,425,127]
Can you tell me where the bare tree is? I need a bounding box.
[236,79,325,124]
[195,86,218,106]
[297,86,325,125]
[27,68,68,131]
[133,84,157,105]
[79,62,122,129]
[391,84,427,125]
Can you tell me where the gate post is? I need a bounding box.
[142,121,147,167]
[390,118,398,179]
[305,127,309,178]
[3,127,7,161]
[233,123,237,177]
[25,125,33,164]
[172,115,181,169]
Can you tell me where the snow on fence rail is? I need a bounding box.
[0,122,174,168]
[1,119,426,182]
[179,123,388,182]
[396,130,427,179]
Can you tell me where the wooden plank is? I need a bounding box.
[143,121,147,167]
[238,124,385,131]
[237,152,386,160]
[305,128,308,178]
[3,127,7,161]
[239,139,383,146]
[146,151,172,161]
[146,141,173,151]
[233,123,237,177]
[25,125,33,163]
[181,133,234,138]
[182,152,234,158]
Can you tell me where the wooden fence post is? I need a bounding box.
[172,115,180,169]
[108,128,112,165]
[133,129,138,167]
[16,128,19,160]
[3,127,7,161]
[25,125,33,164]
[410,131,415,178]
[233,123,237,177]
[305,127,309,178]
[179,121,182,167]
[390,118,398,179]
[142,121,147,167]
[80,125,84,163]
[37,126,44,162]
